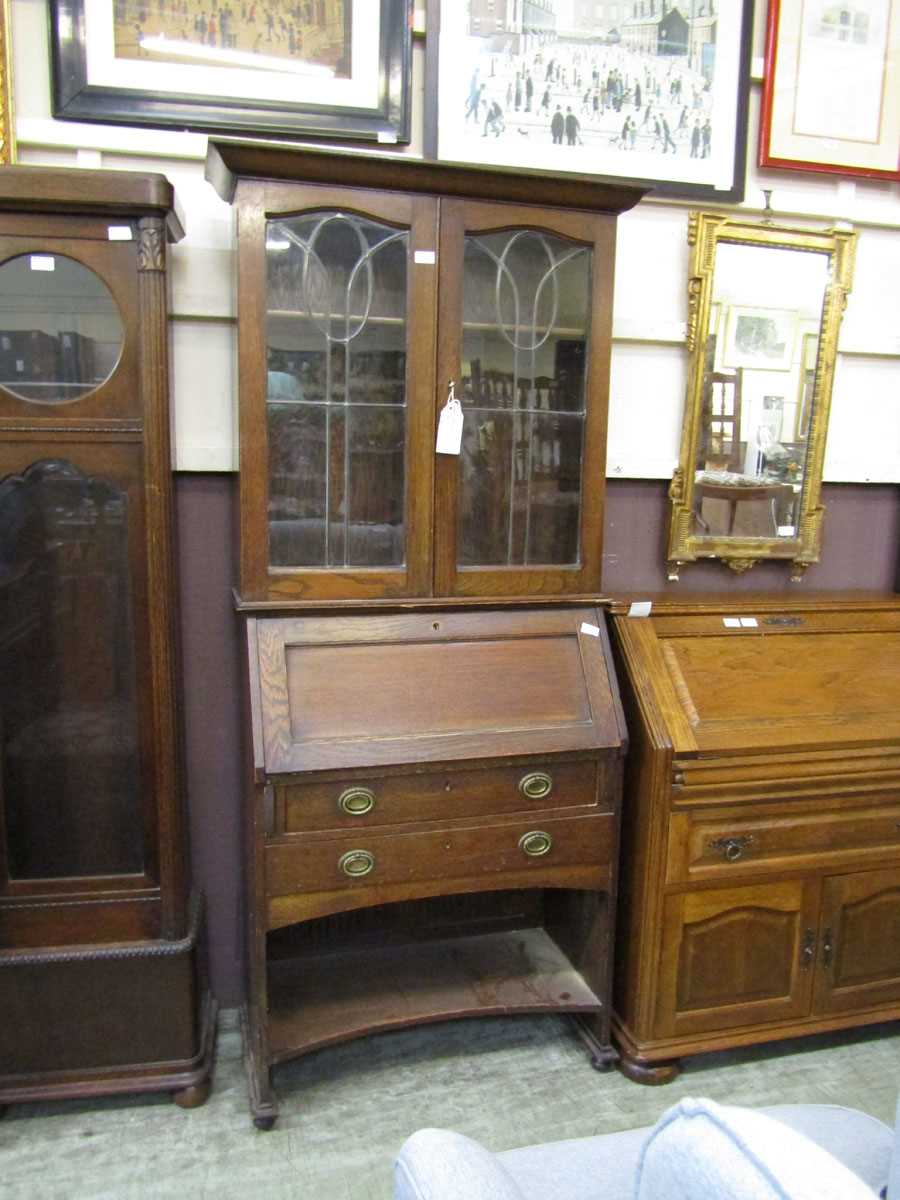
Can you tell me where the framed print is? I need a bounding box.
[760,0,900,179]
[425,0,753,202]
[723,306,798,372]
[49,0,412,142]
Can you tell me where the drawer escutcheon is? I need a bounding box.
[519,771,553,801]
[338,849,375,878]
[519,830,553,857]
[338,787,376,816]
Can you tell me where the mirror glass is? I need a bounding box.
[693,243,829,541]
[0,254,124,405]
[668,214,855,580]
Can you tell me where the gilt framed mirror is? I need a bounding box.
[667,212,856,581]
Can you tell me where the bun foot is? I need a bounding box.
[617,1052,680,1085]
[172,1081,211,1109]
[254,1115,277,1131]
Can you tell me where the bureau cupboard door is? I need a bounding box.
[655,881,820,1039]
[434,200,616,598]
[237,181,438,601]
[813,868,900,1017]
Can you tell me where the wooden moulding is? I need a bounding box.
[206,138,649,214]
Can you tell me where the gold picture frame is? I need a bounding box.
[667,212,856,582]
[0,0,14,164]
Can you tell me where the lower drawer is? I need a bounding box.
[667,801,900,883]
[266,812,615,898]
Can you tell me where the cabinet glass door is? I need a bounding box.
[0,456,145,883]
[435,201,615,597]
[241,187,437,601]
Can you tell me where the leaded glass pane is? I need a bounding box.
[458,230,590,568]
[266,212,408,569]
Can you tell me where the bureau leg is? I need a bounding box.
[616,1049,681,1086]
[570,1014,618,1071]
[241,1003,279,1130]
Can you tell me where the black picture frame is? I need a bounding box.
[425,1,753,203]
[49,0,412,143]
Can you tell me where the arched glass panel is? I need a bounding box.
[458,229,591,567]
[0,255,124,404]
[265,212,408,569]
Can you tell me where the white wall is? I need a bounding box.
[9,0,900,480]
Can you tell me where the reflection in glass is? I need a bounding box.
[458,230,591,567]
[693,244,828,540]
[0,255,124,404]
[0,460,143,879]
[265,212,408,569]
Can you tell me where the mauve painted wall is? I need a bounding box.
[175,475,900,1004]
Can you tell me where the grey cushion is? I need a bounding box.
[396,1129,525,1200]
[889,1094,900,1200]
[635,1097,878,1200]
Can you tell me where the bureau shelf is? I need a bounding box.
[266,925,604,1062]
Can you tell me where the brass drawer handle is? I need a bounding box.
[338,787,375,817]
[519,830,553,858]
[338,849,375,878]
[519,771,553,801]
[709,834,754,863]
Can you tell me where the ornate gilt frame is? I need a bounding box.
[667,212,856,582]
[0,0,13,164]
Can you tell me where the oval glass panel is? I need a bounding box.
[0,254,124,404]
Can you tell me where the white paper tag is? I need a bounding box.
[777,525,796,537]
[580,622,600,637]
[628,600,652,618]
[377,130,398,144]
[739,617,759,628]
[30,255,54,272]
[436,389,463,455]
[108,225,133,241]
[414,250,436,265]
[723,618,741,628]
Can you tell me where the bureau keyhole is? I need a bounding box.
[432,621,440,630]
[444,781,452,792]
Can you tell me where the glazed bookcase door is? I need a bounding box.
[0,444,159,906]
[237,181,438,602]
[434,200,615,598]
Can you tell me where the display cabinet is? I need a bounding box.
[207,141,644,1125]
[0,167,214,1111]
[610,594,900,1083]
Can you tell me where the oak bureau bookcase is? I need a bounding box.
[610,594,900,1083]
[0,167,214,1111]
[206,140,645,1126]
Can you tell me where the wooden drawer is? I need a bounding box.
[667,801,900,883]
[278,760,602,833]
[266,812,614,898]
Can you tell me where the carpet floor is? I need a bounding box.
[2,1010,898,1199]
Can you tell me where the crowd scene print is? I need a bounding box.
[112,0,350,75]
[439,1,739,187]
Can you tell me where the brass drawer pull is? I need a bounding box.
[709,834,754,862]
[519,830,553,858]
[519,771,553,801]
[338,787,375,816]
[338,849,375,878]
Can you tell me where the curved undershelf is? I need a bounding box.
[267,926,602,1063]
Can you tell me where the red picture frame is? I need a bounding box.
[759,0,900,181]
